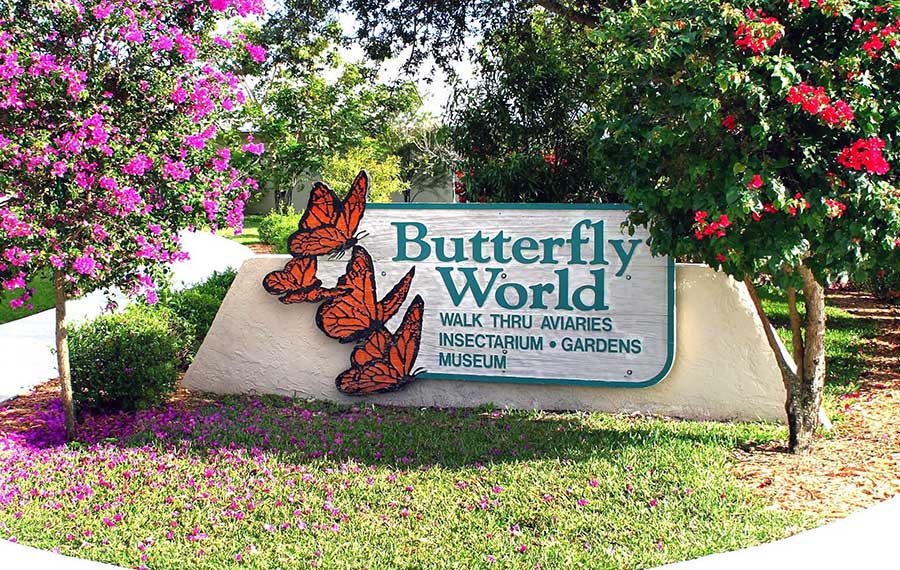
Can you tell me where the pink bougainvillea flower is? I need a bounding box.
[241,135,264,155]
[245,43,267,63]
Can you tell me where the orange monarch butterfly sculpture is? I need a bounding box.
[316,245,415,343]
[288,170,369,258]
[335,295,425,395]
[262,170,427,396]
[262,256,348,304]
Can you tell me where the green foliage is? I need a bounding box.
[321,146,407,202]
[68,270,236,413]
[450,12,617,203]
[258,206,302,253]
[590,0,900,290]
[69,306,184,413]
[226,21,422,206]
[156,269,237,354]
[0,271,54,324]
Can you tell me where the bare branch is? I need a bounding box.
[744,278,798,386]
[786,286,805,382]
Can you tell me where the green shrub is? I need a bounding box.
[258,206,301,253]
[157,269,237,356]
[70,305,184,413]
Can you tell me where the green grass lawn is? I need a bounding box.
[0,279,879,568]
[0,397,810,569]
[216,214,263,247]
[0,272,55,324]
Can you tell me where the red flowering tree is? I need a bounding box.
[592,0,900,452]
[0,0,265,439]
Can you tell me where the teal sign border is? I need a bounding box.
[367,202,676,388]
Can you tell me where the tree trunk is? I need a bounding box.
[744,266,827,454]
[793,264,827,453]
[54,270,77,441]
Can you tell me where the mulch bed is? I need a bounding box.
[247,243,275,254]
[732,291,900,521]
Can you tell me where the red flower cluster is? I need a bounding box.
[789,0,841,16]
[751,203,779,222]
[746,174,764,189]
[787,193,811,216]
[693,211,730,240]
[734,9,783,54]
[824,198,848,218]
[785,83,854,127]
[854,17,900,58]
[837,137,891,175]
[454,171,467,203]
[721,115,738,133]
[542,150,568,174]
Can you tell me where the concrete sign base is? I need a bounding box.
[184,258,787,423]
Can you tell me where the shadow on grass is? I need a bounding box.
[107,393,779,470]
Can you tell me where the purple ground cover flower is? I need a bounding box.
[0,383,804,568]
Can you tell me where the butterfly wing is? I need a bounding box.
[384,295,425,377]
[375,267,415,325]
[336,359,403,395]
[336,170,368,238]
[343,296,425,395]
[263,257,345,304]
[315,246,379,342]
[281,286,347,304]
[335,367,363,394]
[263,257,320,295]
[289,182,352,257]
[351,327,392,367]
[298,182,340,229]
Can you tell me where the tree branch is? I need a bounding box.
[786,286,805,382]
[744,278,798,386]
[534,0,601,27]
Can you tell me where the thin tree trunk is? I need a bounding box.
[794,264,827,453]
[786,286,804,382]
[54,269,77,441]
[744,270,826,454]
[744,279,798,385]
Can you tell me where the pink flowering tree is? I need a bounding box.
[592,0,900,452]
[0,0,265,439]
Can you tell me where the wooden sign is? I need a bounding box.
[347,203,675,387]
[261,173,674,393]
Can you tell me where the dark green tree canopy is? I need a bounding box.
[449,12,616,203]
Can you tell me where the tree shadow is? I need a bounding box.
[2,388,774,470]
[117,393,769,470]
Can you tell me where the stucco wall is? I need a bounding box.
[184,259,788,422]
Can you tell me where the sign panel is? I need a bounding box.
[334,203,675,388]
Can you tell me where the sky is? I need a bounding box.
[334,12,476,119]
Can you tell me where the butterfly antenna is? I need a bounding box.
[412,367,427,377]
[356,230,369,240]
